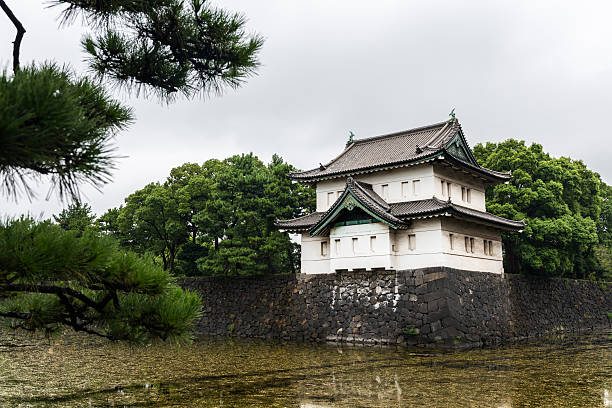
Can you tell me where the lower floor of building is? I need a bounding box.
[300,217,504,274]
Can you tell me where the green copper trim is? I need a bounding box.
[310,191,398,236]
[333,218,378,227]
[445,131,475,165]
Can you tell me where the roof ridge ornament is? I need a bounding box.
[448,107,456,121]
[348,131,355,144]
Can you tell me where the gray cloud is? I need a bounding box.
[2,0,611,218]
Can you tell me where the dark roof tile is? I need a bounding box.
[276,195,525,232]
[292,121,455,180]
[275,212,324,231]
[291,119,510,182]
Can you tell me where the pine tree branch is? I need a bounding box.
[0,0,26,72]
[1,294,113,340]
[6,283,110,312]
[66,321,113,340]
[0,311,30,320]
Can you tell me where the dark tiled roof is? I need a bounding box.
[308,178,407,235]
[290,119,510,182]
[390,199,448,216]
[276,186,525,233]
[441,153,512,180]
[390,198,525,230]
[337,178,404,226]
[275,212,324,231]
[347,178,389,211]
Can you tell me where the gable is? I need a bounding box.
[444,130,478,166]
[331,207,379,227]
[311,192,398,236]
[309,178,409,236]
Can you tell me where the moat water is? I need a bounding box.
[1,331,611,407]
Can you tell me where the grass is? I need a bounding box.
[405,327,419,336]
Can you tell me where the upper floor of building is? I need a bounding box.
[290,118,511,213]
[313,163,487,212]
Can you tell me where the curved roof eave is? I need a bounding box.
[309,178,405,236]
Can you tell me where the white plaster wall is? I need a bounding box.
[433,165,487,211]
[301,234,330,274]
[392,217,504,274]
[357,165,434,204]
[301,217,504,274]
[392,218,443,270]
[329,223,393,272]
[314,165,435,212]
[314,164,490,212]
[440,218,504,274]
[315,178,347,212]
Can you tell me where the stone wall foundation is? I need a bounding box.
[180,268,612,347]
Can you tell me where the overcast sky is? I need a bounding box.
[2,0,611,218]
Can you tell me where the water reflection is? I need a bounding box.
[0,331,610,407]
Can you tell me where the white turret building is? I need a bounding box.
[276,118,524,274]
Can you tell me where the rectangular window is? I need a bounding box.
[464,236,470,252]
[327,191,336,207]
[461,187,466,202]
[441,180,446,196]
[352,237,358,254]
[321,241,328,257]
[470,237,474,253]
[408,234,416,250]
[412,180,421,196]
[335,239,341,255]
[483,239,488,255]
[467,188,472,203]
[449,233,454,250]
[370,236,376,252]
[488,241,494,256]
[381,184,389,200]
[401,182,410,198]
[447,182,452,198]
[392,244,397,252]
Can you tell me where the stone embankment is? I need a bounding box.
[181,268,612,347]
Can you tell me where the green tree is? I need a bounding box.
[595,183,612,279]
[58,0,263,99]
[1,0,262,340]
[0,218,201,342]
[197,153,314,276]
[1,0,262,198]
[166,163,215,275]
[473,139,607,279]
[96,206,122,236]
[117,183,188,274]
[53,202,96,236]
[102,154,315,276]
[0,63,132,199]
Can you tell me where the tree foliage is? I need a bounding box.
[0,64,132,200]
[54,0,263,99]
[0,218,201,342]
[473,139,610,279]
[0,0,261,340]
[1,0,262,199]
[102,154,315,276]
[117,182,188,274]
[53,202,96,236]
